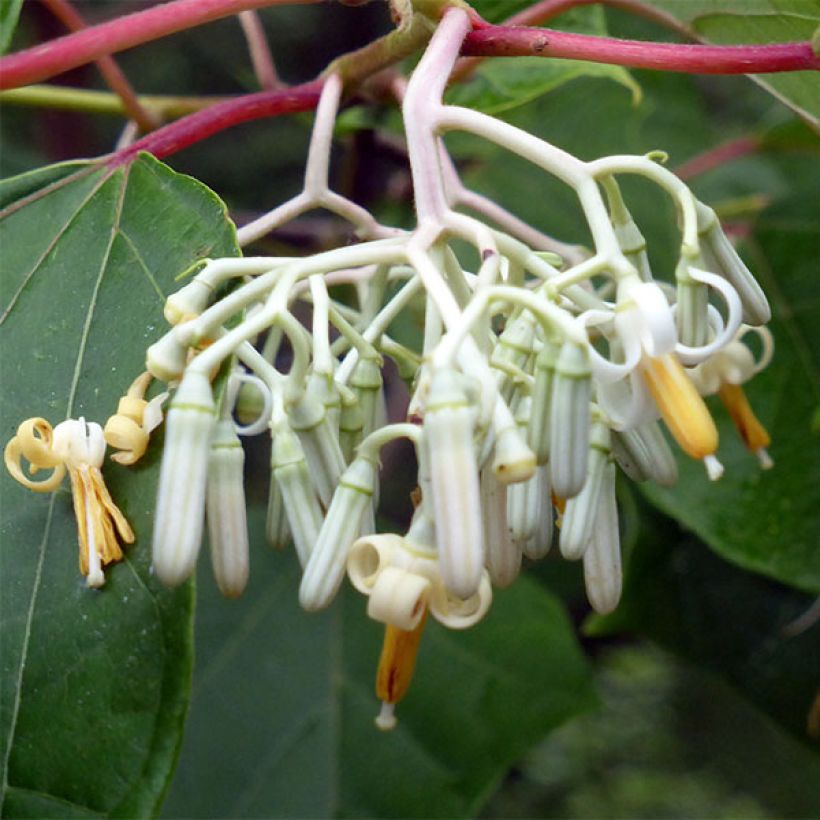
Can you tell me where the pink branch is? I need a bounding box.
[674,136,761,181]
[0,0,319,91]
[462,26,820,74]
[108,80,323,166]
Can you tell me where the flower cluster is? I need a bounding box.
[4,8,776,728]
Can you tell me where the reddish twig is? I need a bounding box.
[461,26,820,74]
[453,0,697,82]
[0,0,319,91]
[239,10,280,91]
[108,79,324,166]
[674,136,761,181]
[41,0,159,131]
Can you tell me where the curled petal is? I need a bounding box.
[4,436,65,492]
[14,417,62,469]
[104,415,149,466]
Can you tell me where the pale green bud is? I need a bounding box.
[299,456,378,611]
[206,419,249,598]
[152,371,215,587]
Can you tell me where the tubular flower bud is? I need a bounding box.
[481,465,519,588]
[583,461,622,614]
[152,371,215,587]
[675,258,709,349]
[5,416,134,588]
[641,353,722,480]
[299,455,378,611]
[307,370,342,434]
[523,465,554,560]
[206,419,249,598]
[349,354,384,440]
[288,391,345,508]
[338,389,365,464]
[560,420,611,561]
[164,278,213,325]
[527,335,560,465]
[613,214,652,283]
[271,423,323,568]
[697,201,770,326]
[145,330,189,383]
[423,369,484,600]
[374,612,428,732]
[612,421,678,487]
[549,341,592,498]
[265,475,291,550]
[491,312,536,403]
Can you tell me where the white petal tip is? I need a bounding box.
[703,454,724,481]
[756,448,774,470]
[374,701,397,732]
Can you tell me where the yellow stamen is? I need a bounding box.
[718,383,773,468]
[642,354,718,461]
[374,609,428,731]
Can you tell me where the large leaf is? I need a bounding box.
[161,515,596,819]
[0,0,22,55]
[639,178,820,593]
[447,7,640,116]
[646,0,820,126]
[587,502,820,746]
[0,153,238,816]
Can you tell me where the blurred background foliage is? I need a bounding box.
[1,1,819,817]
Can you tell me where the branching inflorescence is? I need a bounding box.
[4,5,778,730]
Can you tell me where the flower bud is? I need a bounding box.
[164,278,213,325]
[491,312,536,403]
[146,330,189,383]
[265,473,291,550]
[527,335,560,465]
[152,372,215,587]
[697,202,770,326]
[424,369,484,600]
[349,355,383,440]
[549,341,591,498]
[271,424,323,567]
[206,419,249,598]
[612,421,678,487]
[288,392,345,508]
[299,456,378,611]
[522,465,553,560]
[675,258,709,349]
[338,391,365,463]
[481,466,519,588]
[560,420,611,560]
[583,462,622,614]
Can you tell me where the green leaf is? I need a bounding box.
[0,0,22,55]
[161,522,596,819]
[639,180,820,594]
[447,7,640,116]
[646,0,820,126]
[0,153,239,816]
[587,504,820,746]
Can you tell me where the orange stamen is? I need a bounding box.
[642,354,718,460]
[374,609,428,730]
[718,383,772,463]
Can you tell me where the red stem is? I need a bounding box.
[461,26,820,74]
[0,0,319,91]
[108,79,324,166]
[674,136,761,181]
[41,0,159,130]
